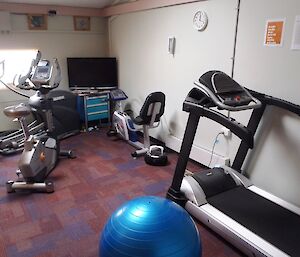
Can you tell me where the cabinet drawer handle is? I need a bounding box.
[88,110,108,115]
[88,95,107,99]
[87,103,107,108]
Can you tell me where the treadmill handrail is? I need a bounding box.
[247,88,300,116]
[183,89,254,149]
[194,80,262,111]
[232,89,300,172]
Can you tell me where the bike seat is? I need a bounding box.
[3,104,31,118]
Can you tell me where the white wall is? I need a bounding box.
[109,0,239,166]
[0,14,108,131]
[234,0,300,206]
[2,0,298,206]
[110,0,300,207]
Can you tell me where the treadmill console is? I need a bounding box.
[221,92,253,107]
[195,70,261,111]
[211,72,252,107]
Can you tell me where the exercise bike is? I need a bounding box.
[5,51,75,193]
[107,89,138,142]
[0,56,80,155]
[108,89,168,165]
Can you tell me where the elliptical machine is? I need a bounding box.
[0,57,80,155]
[4,51,75,193]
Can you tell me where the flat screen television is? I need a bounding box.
[67,57,118,90]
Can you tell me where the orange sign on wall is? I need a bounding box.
[264,19,285,46]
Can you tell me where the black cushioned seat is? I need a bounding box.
[133,92,165,126]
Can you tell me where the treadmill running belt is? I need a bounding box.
[208,186,300,256]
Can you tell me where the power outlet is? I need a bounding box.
[221,127,232,138]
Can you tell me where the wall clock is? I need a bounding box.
[193,10,208,31]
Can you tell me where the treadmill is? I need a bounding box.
[167,70,300,257]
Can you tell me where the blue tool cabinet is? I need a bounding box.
[77,92,110,131]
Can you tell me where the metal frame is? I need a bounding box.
[182,165,300,257]
[130,101,162,157]
[167,87,254,205]
[186,202,288,257]
[167,80,300,256]
[232,89,300,172]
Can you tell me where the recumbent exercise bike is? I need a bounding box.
[4,51,75,193]
[108,89,168,165]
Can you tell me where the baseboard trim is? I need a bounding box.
[136,132,229,168]
[165,135,230,168]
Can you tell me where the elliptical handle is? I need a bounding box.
[14,50,41,89]
[51,58,61,89]
[33,50,42,67]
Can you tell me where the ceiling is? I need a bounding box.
[1,0,132,8]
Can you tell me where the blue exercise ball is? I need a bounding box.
[99,196,201,257]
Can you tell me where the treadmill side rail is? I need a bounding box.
[181,176,207,206]
[249,185,300,216]
[223,165,253,188]
[186,202,289,257]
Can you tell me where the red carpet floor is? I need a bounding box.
[0,130,243,257]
